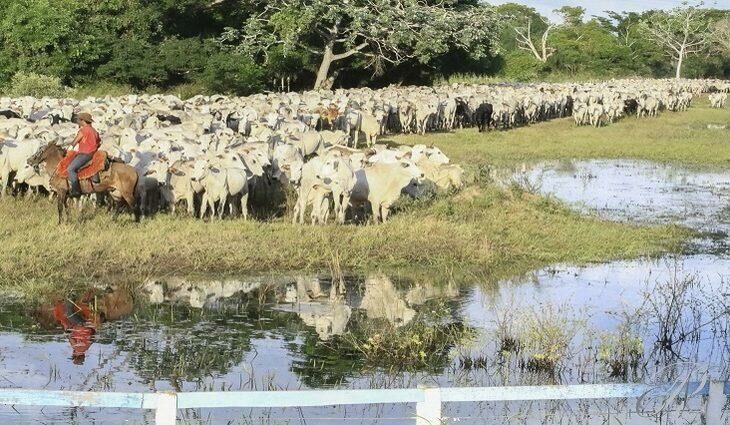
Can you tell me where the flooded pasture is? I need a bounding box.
[0,160,728,424]
[522,159,730,244]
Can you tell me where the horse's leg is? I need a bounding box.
[63,194,71,223]
[57,192,65,225]
[121,191,139,223]
[111,199,120,221]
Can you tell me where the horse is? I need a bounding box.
[27,142,140,224]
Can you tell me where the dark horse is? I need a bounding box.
[28,142,140,224]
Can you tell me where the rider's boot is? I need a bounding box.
[69,180,82,198]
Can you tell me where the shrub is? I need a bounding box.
[97,39,166,89]
[3,72,69,98]
[499,50,543,81]
[200,54,266,96]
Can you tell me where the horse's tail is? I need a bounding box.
[131,170,142,222]
[134,171,144,203]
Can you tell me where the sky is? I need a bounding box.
[487,0,725,21]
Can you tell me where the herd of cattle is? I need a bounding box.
[0,78,728,224]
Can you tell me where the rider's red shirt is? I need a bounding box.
[78,126,100,155]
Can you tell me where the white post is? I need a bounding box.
[705,381,724,425]
[155,392,178,425]
[416,385,442,425]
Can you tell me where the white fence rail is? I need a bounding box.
[0,381,727,424]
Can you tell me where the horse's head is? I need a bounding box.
[27,141,62,170]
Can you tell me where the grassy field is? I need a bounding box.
[391,97,730,169]
[3,99,725,293]
[0,186,687,294]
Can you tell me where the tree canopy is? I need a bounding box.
[0,0,727,95]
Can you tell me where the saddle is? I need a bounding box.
[56,151,109,181]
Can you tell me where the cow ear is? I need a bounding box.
[401,162,410,168]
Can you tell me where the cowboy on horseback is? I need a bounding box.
[67,112,101,197]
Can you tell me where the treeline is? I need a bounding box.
[0,0,727,97]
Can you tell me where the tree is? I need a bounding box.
[221,0,502,89]
[548,19,637,77]
[711,17,730,54]
[0,0,84,80]
[555,6,585,27]
[640,3,712,79]
[513,15,557,63]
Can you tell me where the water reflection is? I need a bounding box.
[0,264,725,424]
[33,289,134,365]
[144,276,268,308]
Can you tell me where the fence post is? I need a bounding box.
[416,385,442,425]
[155,391,178,425]
[705,381,724,425]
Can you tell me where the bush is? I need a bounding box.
[200,54,266,96]
[97,38,166,89]
[499,50,543,81]
[3,72,69,98]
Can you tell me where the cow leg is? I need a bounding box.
[292,190,302,225]
[240,192,249,221]
[139,188,147,221]
[332,191,342,225]
[0,171,9,197]
[186,192,195,216]
[370,202,381,224]
[218,195,226,220]
[381,204,391,223]
[199,194,207,219]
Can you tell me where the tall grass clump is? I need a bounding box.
[70,81,135,98]
[3,72,69,98]
[495,304,576,372]
[597,316,644,377]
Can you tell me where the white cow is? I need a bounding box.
[350,161,425,223]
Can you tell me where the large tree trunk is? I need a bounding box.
[675,50,684,79]
[314,43,334,90]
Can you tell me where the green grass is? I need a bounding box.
[0,186,687,292]
[391,97,730,169]
[5,97,723,294]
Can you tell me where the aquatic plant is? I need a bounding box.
[513,306,574,372]
[327,301,476,372]
[596,318,644,377]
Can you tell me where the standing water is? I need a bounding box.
[0,160,727,424]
